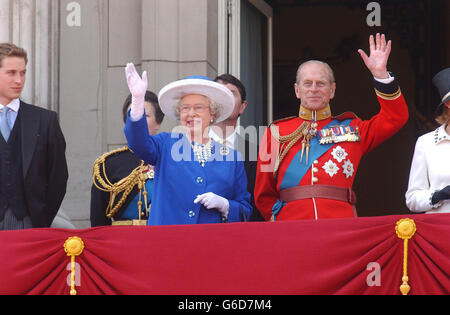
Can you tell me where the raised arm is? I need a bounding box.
[124,63,163,165]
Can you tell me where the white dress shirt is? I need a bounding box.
[405,124,450,213]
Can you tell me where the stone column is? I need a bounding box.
[59,0,108,228]
[141,0,219,131]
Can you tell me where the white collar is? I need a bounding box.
[0,99,20,112]
[434,124,450,144]
[209,127,238,149]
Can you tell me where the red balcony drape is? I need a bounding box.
[1,213,449,295]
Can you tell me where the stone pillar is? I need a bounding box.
[0,1,10,42]
[59,0,108,228]
[105,0,142,149]
[142,0,219,131]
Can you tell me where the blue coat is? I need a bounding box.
[124,115,252,225]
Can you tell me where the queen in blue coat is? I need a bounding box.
[124,64,251,225]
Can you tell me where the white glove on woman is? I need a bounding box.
[125,63,148,121]
[194,192,230,220]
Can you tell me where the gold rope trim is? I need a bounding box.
[395,218,417,295]
[270,122,310,179]
[92,147,150,220]
[64,237,85,296]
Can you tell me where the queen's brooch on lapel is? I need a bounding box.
[319,125,361,145]
[219,140,230,156]
[220,146,230,156]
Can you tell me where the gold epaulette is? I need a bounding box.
[92,147,150,220]
[270,115,299,124]
[269,116,299,127]
[93,146,130,167]
[269,116,298,141]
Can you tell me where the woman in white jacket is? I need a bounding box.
[406,68,450,213]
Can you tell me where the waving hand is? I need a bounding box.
[358,33,391,79]
[125,63,148,120]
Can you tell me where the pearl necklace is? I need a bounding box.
[191,141,212,167]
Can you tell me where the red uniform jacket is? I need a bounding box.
[255,78,409,221]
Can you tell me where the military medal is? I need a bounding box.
[319,125,361,145]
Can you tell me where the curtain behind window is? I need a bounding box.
[240,0,265,129]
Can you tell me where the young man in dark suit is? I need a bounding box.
[0,43,68,230]
[211,74,264,221]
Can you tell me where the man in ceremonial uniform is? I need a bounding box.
[254,34,409,221]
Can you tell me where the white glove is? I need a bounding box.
[194,192,230,219]
[125,63,148,121]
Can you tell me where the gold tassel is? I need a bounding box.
[305,142,311,165]
[64,237,85,296]
[300,139,306,163]
[395,218,416,295]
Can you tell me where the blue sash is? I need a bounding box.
[279,119,352,190]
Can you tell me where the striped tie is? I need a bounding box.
[0,107,11,142]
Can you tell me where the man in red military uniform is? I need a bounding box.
[255,33,409,221]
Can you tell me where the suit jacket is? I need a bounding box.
[235,134,264,221]
[19,102,68,228]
